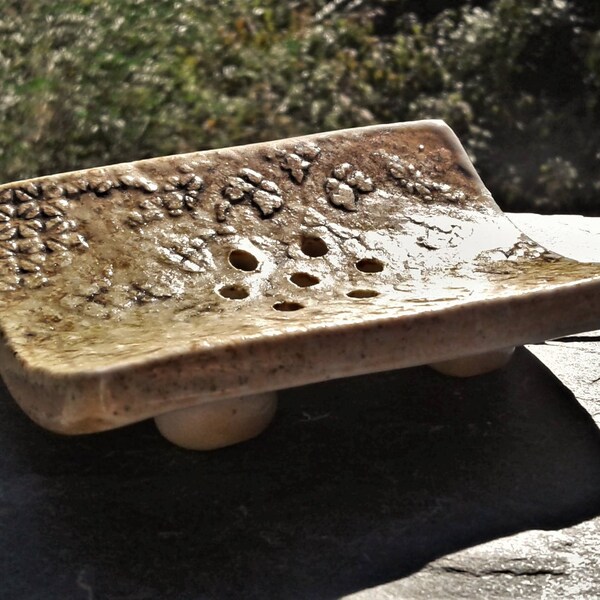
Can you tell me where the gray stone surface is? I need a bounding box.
[348,520,600,599]
[1,214,599,599]
[346,331,600,600]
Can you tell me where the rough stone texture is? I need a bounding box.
[1,122,600,437]
[348,521,600,599]
[0,214,599,600]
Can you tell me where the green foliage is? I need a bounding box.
[0,0,598,213]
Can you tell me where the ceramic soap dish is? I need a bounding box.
[1,121,599,449]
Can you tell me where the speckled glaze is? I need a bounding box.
[0,120,599,434]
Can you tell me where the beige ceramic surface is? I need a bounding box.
[0,120,599,435]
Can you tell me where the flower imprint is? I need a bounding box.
[388,156,466,203]
[272,141,321,183]
[222,168,283,218]
[0,187,86,290]
[127,175,204,228]
[325,163,374,211]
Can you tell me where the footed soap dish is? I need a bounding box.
[1,121,599,449]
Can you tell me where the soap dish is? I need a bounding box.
[1,121,599,449]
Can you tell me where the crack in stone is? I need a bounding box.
[551,335,600,343]
[436,565,567,578]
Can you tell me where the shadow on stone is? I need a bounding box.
[1,347,600,599]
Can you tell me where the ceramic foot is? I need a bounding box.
[429,347,515,377]
[154,392,278,450]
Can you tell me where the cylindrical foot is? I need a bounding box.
[429,347,515,378]
[154,392,278,450]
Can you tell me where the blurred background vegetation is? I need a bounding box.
[0,0,599,214]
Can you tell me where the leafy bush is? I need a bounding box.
[0,0,598,214]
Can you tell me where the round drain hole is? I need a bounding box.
[356,258,384,273]
[273,301,304,312]
[219,285,250,300]
[229,249,259,271]
[290,272,320,288]
[347,289,379,298]
[300,236,328,257]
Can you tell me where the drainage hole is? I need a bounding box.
[219,285,250,300]
[300,236,328,257]
[273,301,304,312]
[347,289,379,299]
[229,249,259,271]
[355,258,384,273]
[290,272,320,288]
